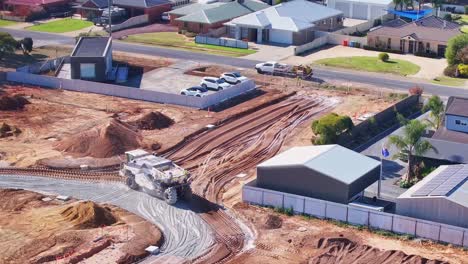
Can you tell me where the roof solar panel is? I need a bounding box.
[429,171,467,196]
[411,165,464,197]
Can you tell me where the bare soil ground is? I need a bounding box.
[0,188,162,264]
[229,203,468,264]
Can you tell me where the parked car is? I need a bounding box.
[200,77,230,91]
[180,86,208,97]
[220,72,247,84]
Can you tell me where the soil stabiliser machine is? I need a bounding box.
[120,149,191,204]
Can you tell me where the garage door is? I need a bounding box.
[353,3,369,20]
[269,29,293,44]
[335,2,350,17]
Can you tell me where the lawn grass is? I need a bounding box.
[462,25,468,34]
[315,56,420,76]
[0,19,17,27]
[431,76,467,87]
[124,32,257,57]
[27,18,93,33]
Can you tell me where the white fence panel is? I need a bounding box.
[464,231,468,247]
[326,203,348,221]
[262,190,283,208]
[304,197,326,218]
[283,194,305,214]
[243,186,263,205]
[439,225,465,245]
[369,211,393,231]
[415,220,441,241]
[347,207,369,226]
[392,215,416,235]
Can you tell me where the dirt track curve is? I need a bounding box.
[163,95,336,263]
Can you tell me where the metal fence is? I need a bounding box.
[195,36,248,49]
[243,181,468,248]
[6,71,256,109]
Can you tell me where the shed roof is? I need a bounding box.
[398,165,468,208]
[113,0,171,8]
[336,0,393,4]
[445,96,468,118]
[168,2,224,16]
[71,37,111,57]
[229,0,343,32]
[175,0,269,24]
[258,145,380,185]
[368,16,461,43]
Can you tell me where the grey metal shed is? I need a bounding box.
[70,37,113,82]
[256,145,381,204]
[396,164,468,228]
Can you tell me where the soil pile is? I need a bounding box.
[0,189,43,211]
[309,237,448,264]
[60,201,117,229]
[55,119,141,158]
[130,111,174,130]
[264,214,283,229]
[0,95,30,110]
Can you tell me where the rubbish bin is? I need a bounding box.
[343,40,348,46]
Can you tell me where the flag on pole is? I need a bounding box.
[381,147,390,158]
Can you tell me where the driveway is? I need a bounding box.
[243,42,296,61]
[281,45,448,80]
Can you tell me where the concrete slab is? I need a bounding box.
[244,43,295,62]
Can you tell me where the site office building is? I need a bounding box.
[70,37,112,82]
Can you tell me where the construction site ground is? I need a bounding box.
[2,47,463,263]
[0,188,162,264]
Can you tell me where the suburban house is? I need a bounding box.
[226,0,344,44]
[72,0,108,19]
[396,164,468,228]
[112,0,172,23]
[170,0,269,34]
[3,0,71,19]
[422,97,468,164]
[367,16,461,56]
[255,145,380,204]
[70,37,113,82]
[327,0,393,20]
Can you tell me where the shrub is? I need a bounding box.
[378,52,389,62]
[311,113,353,145]
[409,86,424,96]
[465,5,468,15]
[445,34,468,65]
[458,64,468,77]
[414,51,438,58]
[444,64,459,77]
[184,31,197,38]
[443,13,453,21]
[399,180,414,188]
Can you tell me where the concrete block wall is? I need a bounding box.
[242,183,468,248]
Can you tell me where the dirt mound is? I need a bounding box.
[0,189,44,211]
[60,201,117,229]
[0,95,30,110]
[309,237,448,264]
[55,119,141,158]
[264,214,283,229]
[130,111,174,130]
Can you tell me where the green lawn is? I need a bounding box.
[462,25,468,34]
[431,76,467,87]
[27,18,93,33]
[315,56,420,76]
[0,19,17,27]
[124,32,257,57]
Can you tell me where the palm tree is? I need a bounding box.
[393,0,404,11]
[431,0,443,16]
[389,119,434,182]
[422,95,445,130]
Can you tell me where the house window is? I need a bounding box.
[400,39,405,52]
[80,63,95,79]
[426,42,430,53]
[387,38,391,49]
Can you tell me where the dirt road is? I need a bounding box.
[163,95,337,263]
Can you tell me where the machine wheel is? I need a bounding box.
[126,177,138,190]
[164,187,178,205]
[257,69,263,74]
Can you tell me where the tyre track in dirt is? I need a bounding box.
[162,95,337,263]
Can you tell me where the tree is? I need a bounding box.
[445,34,468,65]
[389,119,434,182]
[311,113,353,145]
[393,0,404,11]
[431,0,443,16]
[0,32,17,60]
[422,95,444,129]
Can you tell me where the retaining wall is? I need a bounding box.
[293,31,367,55]
[195,36,248,49]
[111,15,149,32]
[243,181,468,248]
[6,71,256,109]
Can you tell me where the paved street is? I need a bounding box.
[2,28,468,97]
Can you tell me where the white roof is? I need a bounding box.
[336,0,393,5]
[229,0,343,32]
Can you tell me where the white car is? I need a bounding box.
[180,86,208,97]
[200,77,230,91]
[220,72,248,84]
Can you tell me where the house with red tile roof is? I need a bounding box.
[3,0,71,19]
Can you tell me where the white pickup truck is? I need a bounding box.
[255,61,313,80]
